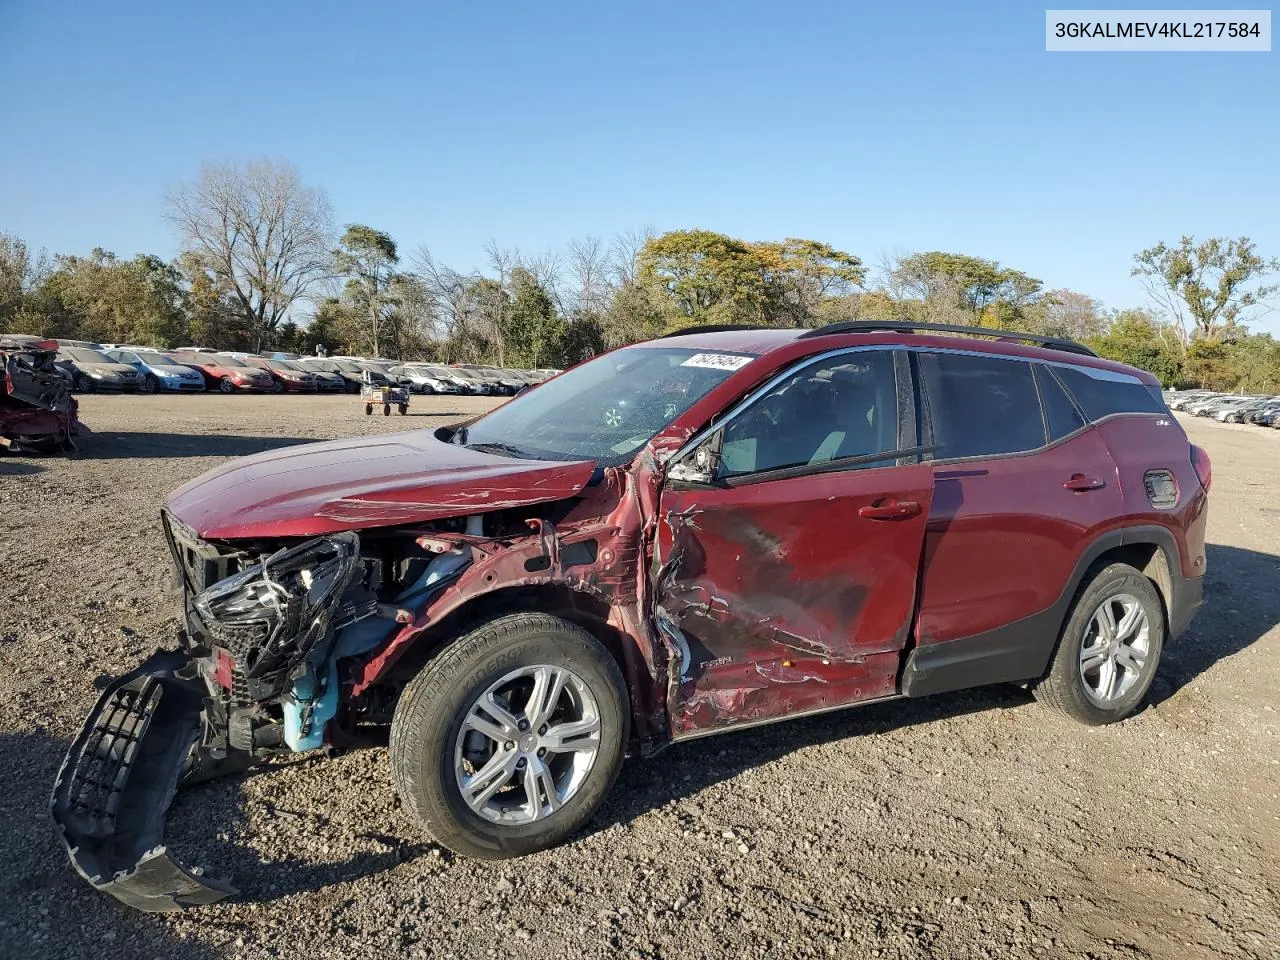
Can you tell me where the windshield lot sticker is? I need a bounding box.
[680,353,753,371]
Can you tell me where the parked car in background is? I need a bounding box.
[297,358,365,392]
[56,347,142,392]
[390,364,461,394]
[1246,400,1280,424]
[454,364,523,395]
[0,333,80,451]
[1165,390,1214,411]
[445,367,493,394]
[107,349,207,393]
[53,338,105,351]
[1216,397,1278,423]
[353,360,401,388]
[175,351,275,393]
[229,354,320,393]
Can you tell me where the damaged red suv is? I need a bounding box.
[52,321,1208,911]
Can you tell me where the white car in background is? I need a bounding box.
[391,364,461,394]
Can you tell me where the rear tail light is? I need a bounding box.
[1190,444,1212,491]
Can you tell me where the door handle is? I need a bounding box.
[858,499,921,520]
[1063,474,1106,492]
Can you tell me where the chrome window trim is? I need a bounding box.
[665,344,906,475]
[664,342,1149,477]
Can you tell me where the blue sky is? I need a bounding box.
[1,1,1276,330]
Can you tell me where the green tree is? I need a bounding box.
[890,251,1042,323]
[1183,339,1230,388]
[1087,309,1183,386]
[506,267,566,368]
[755,238,865,326]
[333,224,399,357]
[637,229,770,327]
[1132,236,1278,342]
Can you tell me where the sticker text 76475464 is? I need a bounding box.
[680,353,754,372]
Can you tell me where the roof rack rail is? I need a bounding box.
[798,320,1098,358]
[659,324,764,339]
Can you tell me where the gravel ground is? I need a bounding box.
[0,395,1276,960]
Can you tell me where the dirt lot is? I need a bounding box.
[0,394,1276,960]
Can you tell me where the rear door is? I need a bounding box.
[906,353,1125,693]
[655,348,934,738]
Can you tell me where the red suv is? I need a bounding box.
[52,321,1208,911]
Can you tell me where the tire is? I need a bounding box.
[364,403,373,415]
[398,403,408,416]
[390,613,629,860]
[75,373,93,392]
[272,381,285,394]
[144,375,159,393]
[219,377,235,394]
[383,404,391,416]
[1034,562,1165,725]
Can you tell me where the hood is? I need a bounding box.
[165,429,597,540]
[85,362,136,376]
[152,364,202,376]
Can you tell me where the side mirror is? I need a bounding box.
[667,430,722,484]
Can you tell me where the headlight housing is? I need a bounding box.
[193,533,360,701]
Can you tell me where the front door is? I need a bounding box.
[653,348,934,738]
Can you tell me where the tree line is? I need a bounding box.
[2,158,1277,390]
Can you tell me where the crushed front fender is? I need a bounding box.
[50,649,237,912]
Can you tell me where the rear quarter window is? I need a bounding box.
[918,352,1046,459]
[1051,365,1166,421]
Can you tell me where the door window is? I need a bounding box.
[918,352,1045,459]
[1034,363,1086,441]
[718,350,899,478]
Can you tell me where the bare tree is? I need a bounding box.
[166,159,334,350]
[412,246,478,353]
[609,226,655,286]
[566,235,611,316]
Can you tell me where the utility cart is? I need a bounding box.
[361,371,410,416]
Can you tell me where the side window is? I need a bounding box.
[1034,364,1086,441]
[1052,365,1167,421]
[719,350,899,478]
[918,352,1045,459]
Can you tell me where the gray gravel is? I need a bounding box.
[1,395,1277,960]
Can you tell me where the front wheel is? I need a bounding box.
[219,377,235,394]
[144,374,159,393]
[75,373,93,392]
[390,613,629,860]
[1034,562,1165,725]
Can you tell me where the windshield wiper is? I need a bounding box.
[466,441,537,460]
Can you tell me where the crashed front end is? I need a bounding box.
[0,335,80,453]
[51,516,444,911]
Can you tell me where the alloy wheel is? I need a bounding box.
[1079,593,1150,705]
[453,664,602,825]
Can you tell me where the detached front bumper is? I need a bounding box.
[50,650,237,912]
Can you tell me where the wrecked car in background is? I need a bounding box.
[52,321,1208,912]
[1,333,80,452]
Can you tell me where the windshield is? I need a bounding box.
[138,352,181,365]
[215,356,247,368]
[455,345,756,465]
[268,359,301,372]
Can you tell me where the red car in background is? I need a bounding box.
[233,355,321,393]
[174,352,274,393]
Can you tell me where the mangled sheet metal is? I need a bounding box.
[0,334,79,452]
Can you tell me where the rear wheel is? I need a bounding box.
[398,403,408,415]
[1034,562,1165,725]
[364,403,373,415]
[390,613,628,859]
